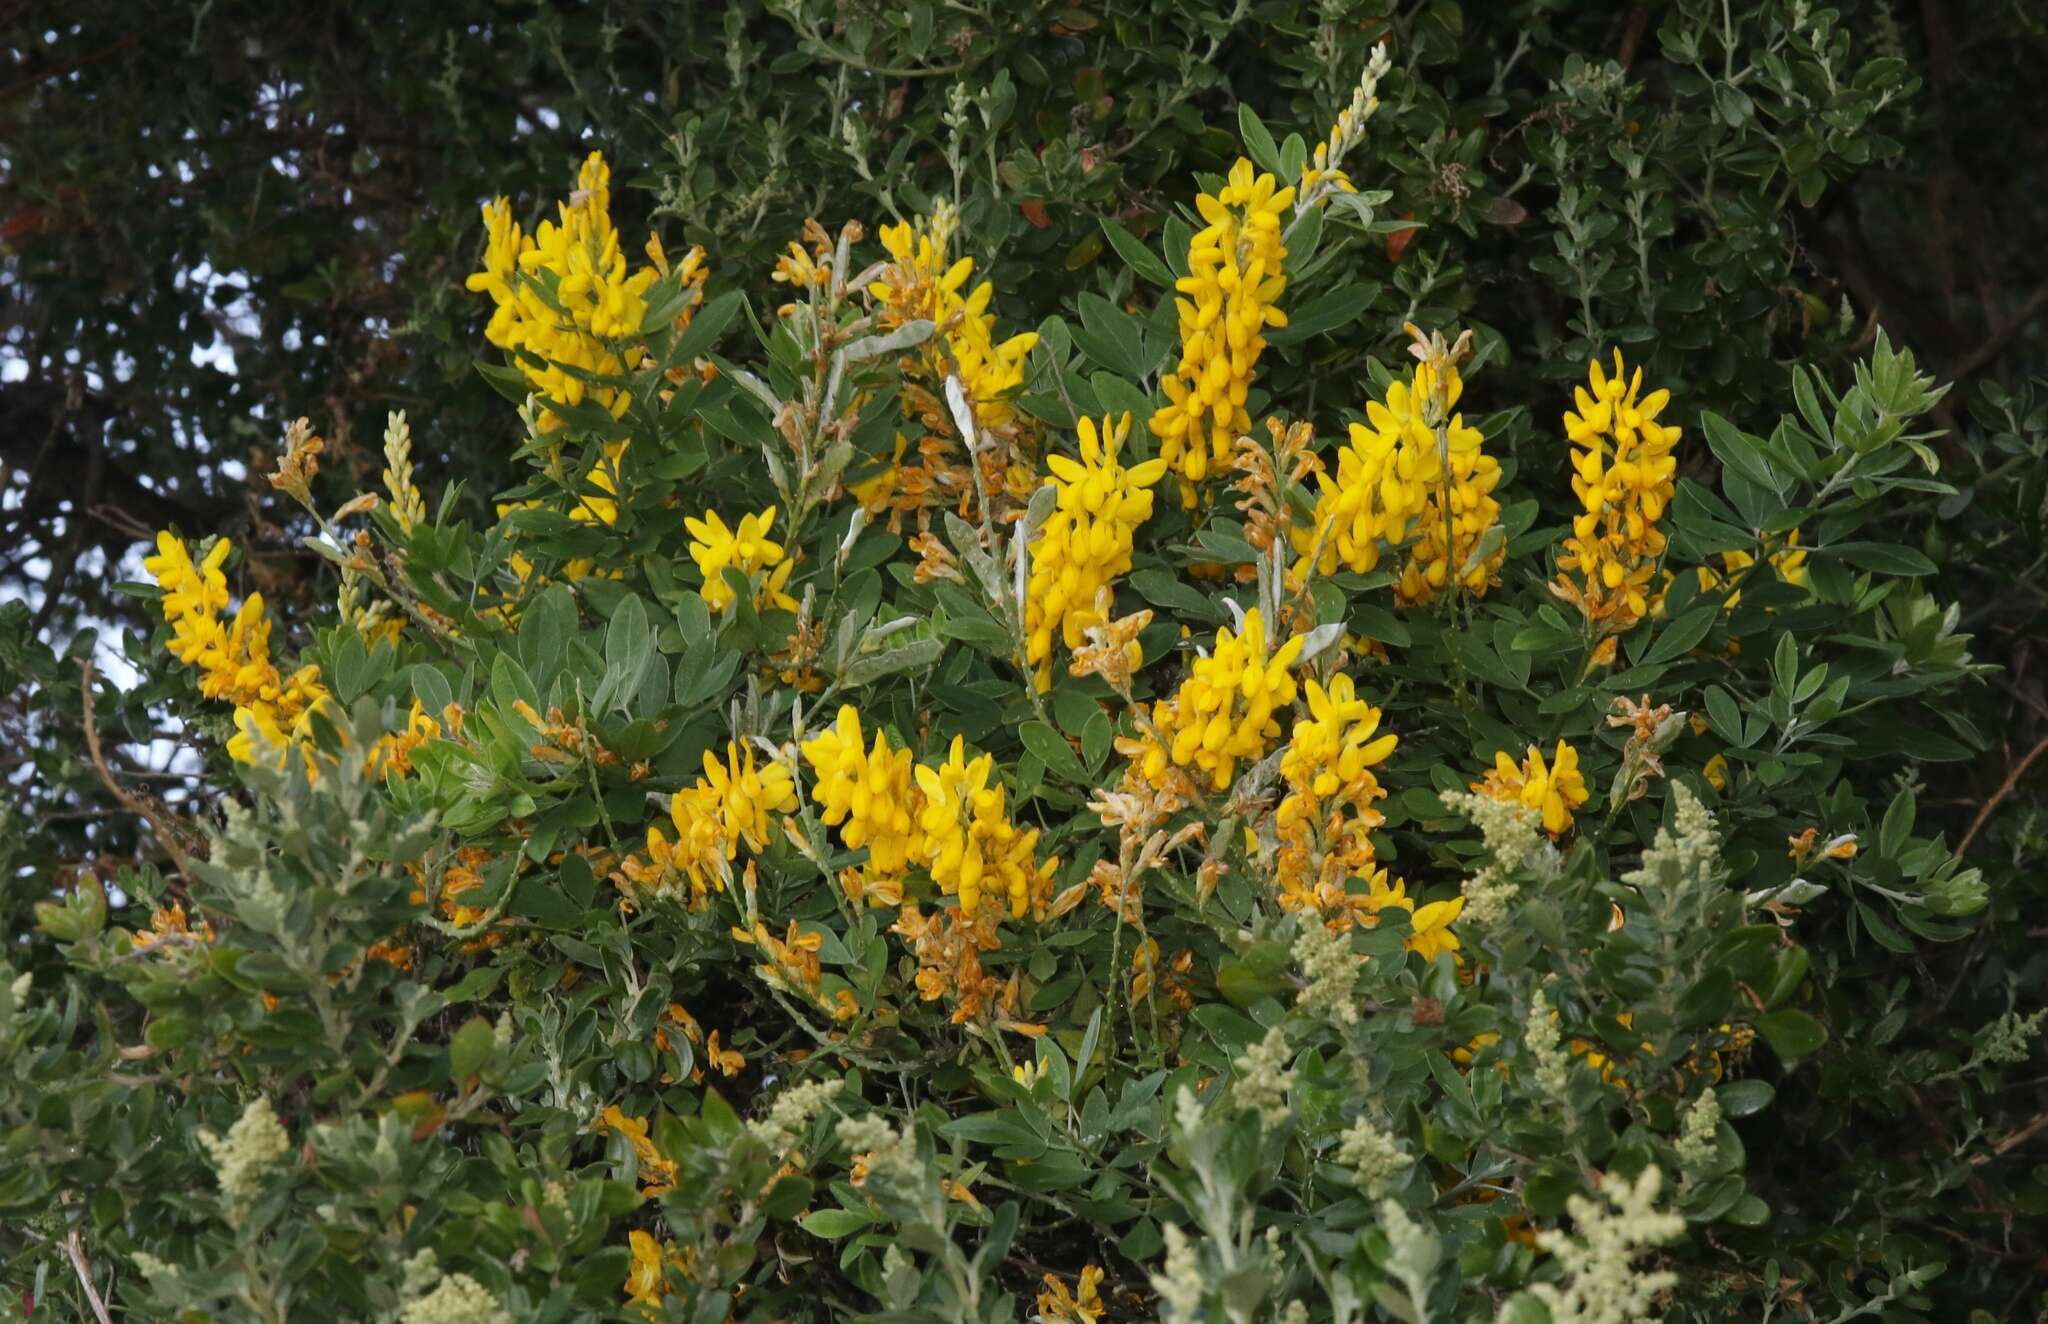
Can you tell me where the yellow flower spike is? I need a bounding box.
[1289,363,1502,603]
[1150,157,1296,507]
[800,707,924,882]
[913,736,1049,919]
[1556,349,1683,636]
[146,531,334,770]
[465,152,663,431]
[1129,607,1304,793]
[1024,411,1167,690]
[869,203,1038,433]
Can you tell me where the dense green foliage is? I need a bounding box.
[4,3,2046,1321]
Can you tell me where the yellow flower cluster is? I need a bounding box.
[869,205,1039,431]
[1698,529,1808,608]
[466,152,656,429]
[1272,672,1407,938]
[1555,350,1682,633]
[1023,412,1167,690]
[915,736,1054,918]
[1473,741,1590,837]
[1152,159,1295,506]
[801,707,925,884]
[802,709,1055,919]
[1276,674,1398,831]
[1131,607,1303,792]
[1399,365,1504,606]
[145,532,333,767]
[685,506,797,614]
[1289,361,1503,605]
[1291,369,1441,577]
[639,742,796,904]
[596,1104,678,1197]
[625,1230,693,1312]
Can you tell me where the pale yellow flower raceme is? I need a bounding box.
[1152,159,1295,507]
[1024,411,1168,691]
[1556,350,1683,634]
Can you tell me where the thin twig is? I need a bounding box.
[80,658,200,890]
[64,1229,116,1324]
[1969,1108,2048,1166]
[1956,732,2048,857]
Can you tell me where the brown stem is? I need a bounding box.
[1956,732,2048,858]
[79,658,200,891]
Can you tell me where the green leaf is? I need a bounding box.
[1237,102,1282,175]
[838,637,945,686]
[1100,217,1175,289]
[1715,1079,1774,1117]
[1700,410,1782,494]
[1021,721,1087,783]
[1757,1009,1828,1059]
[1820,542,1937,576]
[794,1213,868,1246]
[449,1015,495,1083]
[1644,604,1719,665]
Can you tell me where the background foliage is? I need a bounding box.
[4,1,2047,1320]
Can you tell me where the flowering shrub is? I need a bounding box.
[7,33,2041,1324]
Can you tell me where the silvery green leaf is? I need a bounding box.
[1295,621,1346,665]
[1748,878,1829,907]
[944,373,980,449]
[839,319,935,364]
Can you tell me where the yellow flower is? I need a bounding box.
[1474,741,1590,837]
[369,699,442,777]
[1289,361,1500,605]
[624,1230,694,1310]
[685,506,797,614]
[869,204,1039,431]
[1697,528,1808,609]
[699,740,797,853]
[800,707,923,881]
[1277,672,1398,829]
[144,531,231,665]
[1556,349,1683,635]
[1151,158,1296,506]
[146,532,334,769]
[465,152,660,430]
[1702,752,1730,792]
[1132,607,1304,792]
[1406,896,1465,964]
[597,1105,678,1196]
[1024,411,1168,690]
[914,736,1053,919]
[1035,1265,1106,1324]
